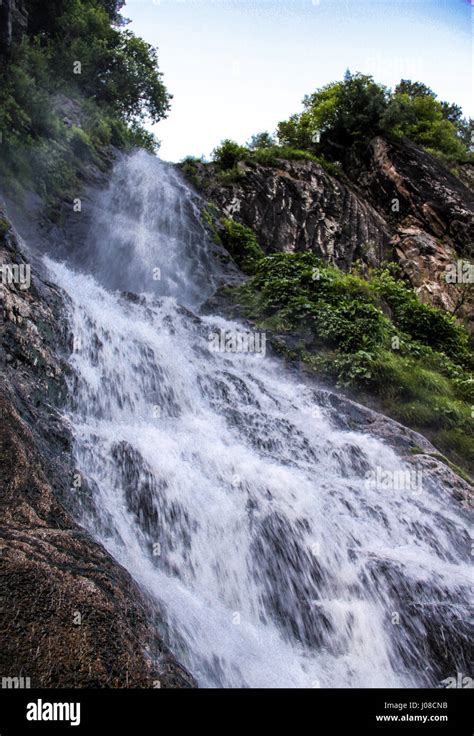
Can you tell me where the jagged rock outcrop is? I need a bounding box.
[346,136,474,317]
[195,158,392,269]
[0,206,195,688]
[347,137,473,253]
[188,138,474,325]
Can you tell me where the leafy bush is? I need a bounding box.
[206,140,344,181]
[372,271,470,365]
[180,156,205,189]
[212,140,248,170]
[223,245,473,474]
[220,219,264,274]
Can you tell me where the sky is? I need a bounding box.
[123,0,473,162]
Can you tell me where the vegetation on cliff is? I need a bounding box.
[277,72,473,164]
[182,138,344,188]
[183,72,473,477]
[193,72,473,180]
[0,0,170,205]
[208,220,473,476]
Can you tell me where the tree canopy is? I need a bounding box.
[1,0,170,146]
[276,72,472,162]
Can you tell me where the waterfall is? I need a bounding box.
[44,150,471,688]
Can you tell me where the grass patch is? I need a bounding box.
[180,143,346,191]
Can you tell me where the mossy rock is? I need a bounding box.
[0,218,10,240]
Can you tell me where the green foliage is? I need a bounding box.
[206,140,343,180]
[207,73,471,184]
[388,93,467,159]
[250,145,343,177]
[215,167,245,185]
[277,73,388,152]
[249,145,312,165]
[47,1,170,126]
[276,71,472,163]
[0,3,169,144]
[0,0,170,204]
[220,219,265,274]
[225,249,473,473]
[372,271,470,363]
[0,218,10,239]
[329,72,389,142]
[392,80,472,155]
[99,30,170,124]
[212,140,248,170]
[26,0,125,36]
[180,156,205,190]
[394,80,435,99]
[69,125,94,157]
[247,131,276,150]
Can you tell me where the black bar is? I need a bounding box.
[0,688,471,734]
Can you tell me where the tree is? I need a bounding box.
[98,0,126,21]
[441,101,464,126]
[104,31,171,124]
[247,132,275,150]
[389,86,466,158]
[394,79,435,99]
[278,73,389,154]
[277,73,471,162]
[458,118,474,151]
[277,112,314,149]
[334,72,389,142]
[27,0,125,35]
[392,80,470,154]
[26,0,71,36]
[212,139,247,169]
[49,2,170,126]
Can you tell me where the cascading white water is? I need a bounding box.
[45,151,471,688]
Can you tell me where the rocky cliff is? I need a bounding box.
[189,137,473,327]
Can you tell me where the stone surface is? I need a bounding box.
[347,136,474,320]
[188,137,474,327]
[195,158,392,269]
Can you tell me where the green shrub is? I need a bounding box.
[212,139,248,170]
[69,126,94,157]
[207,140,344,180]
[220,219,265,274]
[223,248,473,475]
[180,157,205,189]
[216,167,245,185]
[372,271,470,366]
[0,218,10,239]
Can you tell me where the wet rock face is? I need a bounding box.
[0,207,195,688]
